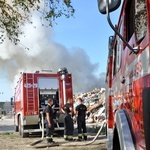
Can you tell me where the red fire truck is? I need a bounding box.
[13,67,73,137]
[98,0,150,150]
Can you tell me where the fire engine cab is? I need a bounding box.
[98,0,150,150]
[13,67,73,137]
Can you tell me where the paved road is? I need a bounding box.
[0,116,14,133]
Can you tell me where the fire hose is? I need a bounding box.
[29,111,45,146]
[81,119,106,146]
[28,113,107,148]
[61,119,107,147]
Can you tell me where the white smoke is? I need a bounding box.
[0,15,106,93]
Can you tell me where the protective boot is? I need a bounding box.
[64,135,68,141]
[77,134,82,141]
[83,133,87,141]
[47,138,55,144]
[67,135,74,141]
[83,135,87,141]
[47,138,52,143]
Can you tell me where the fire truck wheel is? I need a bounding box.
[105,123,107,136]
[14,125,18,132]
[18,116,29,138]
[18,116,21,135]
[142,88,150,150]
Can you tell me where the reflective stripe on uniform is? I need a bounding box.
[67,136,73,139]
[46,135,53,139]
[78,134,82,137]
[83,133,87,136]
[64,135,67,138]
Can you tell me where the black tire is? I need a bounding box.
[113,127,121,150]
[142,88,150,150]
[18,116,21,135]
[105,124,107,136]
[14,125,18,132]
[18,116,29,138]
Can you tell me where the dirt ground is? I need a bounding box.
[0,117,107,150]
[0,133,107,150]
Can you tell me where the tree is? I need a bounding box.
[0,0,75,44]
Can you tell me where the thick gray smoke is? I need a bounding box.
[0,16,106,93]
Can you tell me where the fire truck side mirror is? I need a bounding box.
[97,0,121,14]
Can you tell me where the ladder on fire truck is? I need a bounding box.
[26,73,35,111]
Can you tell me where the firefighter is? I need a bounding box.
[61,98,74,141]
[75,97,87,141]
[45,98,56,144]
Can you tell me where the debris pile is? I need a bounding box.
[74,88,106,124]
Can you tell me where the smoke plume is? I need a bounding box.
[0,16,106,94]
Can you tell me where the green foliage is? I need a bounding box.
[0,132,11,135]
[0,0,75,44]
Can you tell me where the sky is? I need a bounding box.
[0,0,121,102]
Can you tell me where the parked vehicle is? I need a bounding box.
[13,67,73,137]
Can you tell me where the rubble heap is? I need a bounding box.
[74,88,106,124]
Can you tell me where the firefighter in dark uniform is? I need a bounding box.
[61,98,74,141]
[45,98,56,144]
[75,97,87,141]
